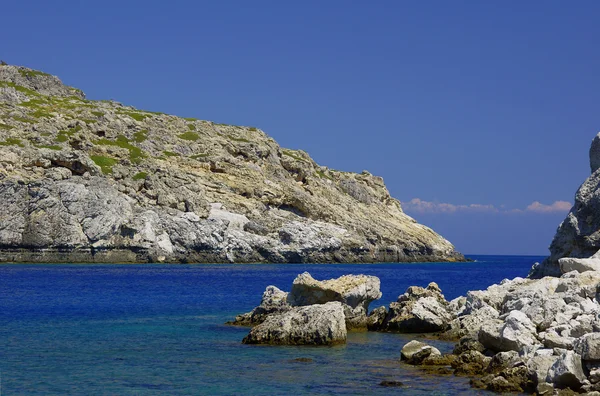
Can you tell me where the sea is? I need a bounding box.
[0,255,541,395]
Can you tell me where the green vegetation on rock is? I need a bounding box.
[163,150,180,157]
[178,131,200,141]
[0,137,24,147]
[133,130,148,143]
[0,122,13,129]
[229,136,250,143]
[132,171,148,180]
[18,69,50,78]
[91,155,118,174]
[282,149,307,162]
[93,135,146,164]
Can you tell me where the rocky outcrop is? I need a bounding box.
[230,272,382,331]
[531,132,600,278]
[286,272,381,330]
[379,282,454,333]
[0,64,464,264]
[241,301,347,345]
[228,286,289,326]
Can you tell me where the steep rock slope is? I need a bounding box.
[0,65,463,263]
[531,132,600,277]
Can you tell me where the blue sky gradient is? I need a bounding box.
[3,1,600,255]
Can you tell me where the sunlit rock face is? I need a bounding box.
[0,64,463,264]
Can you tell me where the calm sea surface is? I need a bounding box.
[0,255,540,395]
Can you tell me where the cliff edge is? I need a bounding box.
[530,132,600,277]
[0,64,463,263]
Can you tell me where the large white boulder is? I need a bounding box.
[242,301,347,345]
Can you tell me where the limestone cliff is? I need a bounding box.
[530,133,600,277]
[0,64,463,263]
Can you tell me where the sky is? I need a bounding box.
[3,1,600,255]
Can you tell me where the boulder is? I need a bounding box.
[287,272,381,311]
[546,351,586,390]
[478,310,540,352]
[366,306,387,331]
[527,354,559,386]
[286,272,382,331]
[559,251,600,274]
[400,340,441,365]
[242,301,347,345]
[575,333,600,361]
[541,331,575,350]
[383,283,453,333]
[228,285,289,326]
[452,350,491,376]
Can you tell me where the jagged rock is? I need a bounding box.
[383,283,454,333]
[530,133,600,278]
[457,305,499,337]
[366,306,387,331]
[590,132,600,173]
[541,331,575,350]
[481,365,534,393]
[486,351,521,374]
[453,336,485,355]
[287,272,381,310]
[286,272,382,330]
[400,340,441,365]
[574,333,600,361]
[559,251,600,274]
[242,301,347,345]
[478,310,540,353]
[452,350,491,376]
[527,354,559,387]
[228,285,289,326]
[546,351,586,390]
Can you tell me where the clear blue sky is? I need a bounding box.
[4,1,600,255]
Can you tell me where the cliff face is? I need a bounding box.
[0,65,463,263]
[530,133,600,277]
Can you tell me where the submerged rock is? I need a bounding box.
[242,302,347,346]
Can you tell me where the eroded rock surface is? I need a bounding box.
[241,301,347,345]
[0,64,463,264]
[381,282,454,333]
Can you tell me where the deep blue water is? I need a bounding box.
[0,255,541,395]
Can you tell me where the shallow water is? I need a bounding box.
[0,255,540,395]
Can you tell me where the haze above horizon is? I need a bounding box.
[4,0,600,255]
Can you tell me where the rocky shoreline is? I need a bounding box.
[231,133,600,394]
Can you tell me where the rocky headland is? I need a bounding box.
[0,64,463,264]
[232,132,600,394]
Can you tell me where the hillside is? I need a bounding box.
[0,64,464,263]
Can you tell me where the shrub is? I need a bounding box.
[91,155,118,174]
[178,131,200,141]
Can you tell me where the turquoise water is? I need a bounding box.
[0,255,540,395]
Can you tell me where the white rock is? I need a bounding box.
[575,333,600,361]
[546,351,586,390]
[242,301,347,345]
[400,340,441,365]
